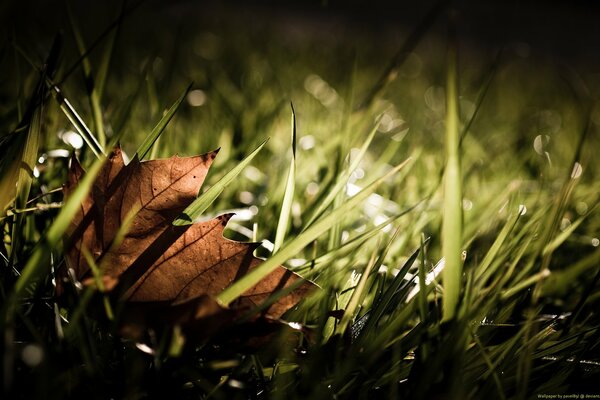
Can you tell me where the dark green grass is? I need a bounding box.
[1,1,600,399]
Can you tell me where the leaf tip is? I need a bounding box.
[207,148,220,161]
[218,213,235,226]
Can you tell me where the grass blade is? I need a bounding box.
[217,157,411,306]
[136,83,192,160]
[273,103,297,253]
[305,119,379,228]
[65,0,106,147]
[4,154,105,309]
[52,84,105,158]
[173,138,268,225]
[441,25,463,322]
[336,249,378,335]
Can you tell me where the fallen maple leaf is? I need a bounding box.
[57,147,314,339]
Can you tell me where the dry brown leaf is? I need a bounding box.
[58,147,314,338]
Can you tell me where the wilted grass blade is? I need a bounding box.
[136,83,192,160]
[173,139,268,225]
[273,103,297,253]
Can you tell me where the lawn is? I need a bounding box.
[1,1,599,399]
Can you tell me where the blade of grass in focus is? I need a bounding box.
[305,119,379,228]
[273,103,297,254]
[136,83,192,160]
[173,139,268,225]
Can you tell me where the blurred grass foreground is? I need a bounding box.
[1,0,600,398]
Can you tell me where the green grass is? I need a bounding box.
[1,1,600,399]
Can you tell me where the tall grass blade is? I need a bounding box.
[336,249,377,335]
[441,25,463,321]
[56,0,145,86]
[1,37,60,214]
[95,1,125,100]
[52,84,105,158]
[136,83,192,160]
[65,0,106,147]
[9,39,104,158]
[305,119,379,228]
[273,103,297,254]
